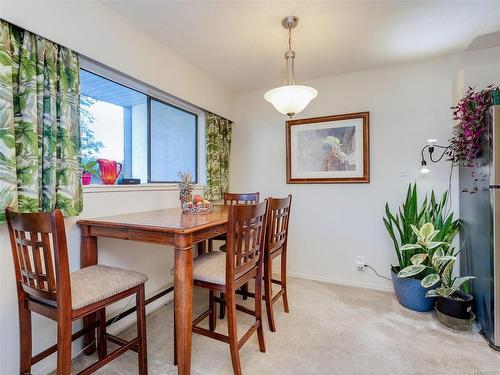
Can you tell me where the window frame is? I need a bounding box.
[80,57,204,185]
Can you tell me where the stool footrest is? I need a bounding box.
[31,321,98,365]
[77,337,139,375]
[104,333,139,353]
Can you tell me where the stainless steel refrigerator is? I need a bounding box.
[460,104,500,350]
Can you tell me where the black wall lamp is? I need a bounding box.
[420,139,452,174]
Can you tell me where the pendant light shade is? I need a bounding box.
[264,16,317,118]
[264,85,318,117]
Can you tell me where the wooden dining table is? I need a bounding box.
[77,205,229,375]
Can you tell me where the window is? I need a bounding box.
[150,99,197,182]
[80,68,199,184]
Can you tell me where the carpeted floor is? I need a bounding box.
[72,277,500,374]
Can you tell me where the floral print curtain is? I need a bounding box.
[205,112,232,201]
[0,21,82,222]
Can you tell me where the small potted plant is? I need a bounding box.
[383,183,459,312]
[397,222,475,328]
[81,160,99,185]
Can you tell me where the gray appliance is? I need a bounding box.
[459,104,500,349]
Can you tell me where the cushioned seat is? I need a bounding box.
[71,265,148,310]
[193,251,226,285]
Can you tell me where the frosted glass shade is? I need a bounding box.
[264,85,318,117]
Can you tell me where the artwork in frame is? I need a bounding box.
[286,112,370,184]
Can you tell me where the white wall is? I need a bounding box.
[0,0,233,120]
[230,48,500,292]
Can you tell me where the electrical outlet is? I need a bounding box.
[356,256,365,271]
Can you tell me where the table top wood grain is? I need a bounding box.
[77,205,229,234]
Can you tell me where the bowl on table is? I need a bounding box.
[181,202,213,214]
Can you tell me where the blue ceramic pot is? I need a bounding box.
[391,269,436,312]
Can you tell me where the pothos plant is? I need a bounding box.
[398,223,474,299]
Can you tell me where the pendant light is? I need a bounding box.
[264,16,318,118]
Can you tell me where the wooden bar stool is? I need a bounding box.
[180,201,268,375]
[6,208,148,375]
[262,195,292,332]
[212,192,259,318]
[208,192,260,252]
[236,195,292,331]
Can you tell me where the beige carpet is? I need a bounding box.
[72,277,500,374]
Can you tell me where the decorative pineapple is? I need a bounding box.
[178,171,193,205]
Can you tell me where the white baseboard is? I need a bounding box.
[288,272,394,293]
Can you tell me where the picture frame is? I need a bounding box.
[286,112,370,184]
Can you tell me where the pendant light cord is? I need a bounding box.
[285,26,296,85]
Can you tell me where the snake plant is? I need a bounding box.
[383,183,459,276]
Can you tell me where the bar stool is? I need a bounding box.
[212,192,259,318]
[227,195,292,331]
[262,195,292,332]
[6,208,148,375]
[179,201,268,375]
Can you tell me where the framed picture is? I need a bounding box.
[286,112,370,184]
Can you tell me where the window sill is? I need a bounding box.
[83,183,205,194]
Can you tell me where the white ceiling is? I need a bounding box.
[102,1,500,93]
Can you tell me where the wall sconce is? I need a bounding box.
[420,139,451,174]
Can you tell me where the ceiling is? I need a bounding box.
[102,1,500,93]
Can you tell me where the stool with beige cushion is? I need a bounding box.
[175,201,268,375]
[6,208,148,375]
[212,192,260,319]
[260,195,292,331]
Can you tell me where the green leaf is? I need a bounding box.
[441,258,456,286]
[410,224,420,238]
[398,264,426,278]
[451,276,475,290]
[436,287,455,297]
[421,274,440,288]
[434,255,456,264]
[420,223,435,240]
[411,253,428,265]
[427,230,440,242]
[400,244,423,251]
[425,289,440,298]
[427,241,445,249]
[432,248,445,267]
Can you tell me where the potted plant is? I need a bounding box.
[397,222,474,326]
[81,160,99,185]
[383,183,459,312]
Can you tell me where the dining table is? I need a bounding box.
[77,205,229,375]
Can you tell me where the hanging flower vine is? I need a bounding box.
[449,85,498,166]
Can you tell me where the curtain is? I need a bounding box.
[0,21,81,223]
[205,112,232,201]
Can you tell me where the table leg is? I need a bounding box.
[174,233,193,375]
[81,226,98,355]
[197,241,207,256]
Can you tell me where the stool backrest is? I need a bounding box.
[6,208,70,306]
[223,192,259,206]
[266,195,292,255]
[226,200,268,282]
